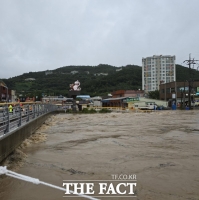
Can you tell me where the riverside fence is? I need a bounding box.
[0,103,57,138]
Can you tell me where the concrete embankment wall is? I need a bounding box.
[0,112,55,163]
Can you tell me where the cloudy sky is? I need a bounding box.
[0,0,199,79]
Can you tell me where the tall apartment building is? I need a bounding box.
[142,55,176,93]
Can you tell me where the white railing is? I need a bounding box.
[0,103,57,137]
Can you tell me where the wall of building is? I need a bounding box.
[135,97,168,107]
[159,81,199,101]
[112,90,144,98]
[11,90,17,102]
[0,86,11,102]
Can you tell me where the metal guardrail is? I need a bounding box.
[0,103,57,138]
[91,107,127,110]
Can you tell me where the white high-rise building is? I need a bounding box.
[142,55,176,93]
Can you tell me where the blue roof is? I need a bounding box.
[76,95,91,99]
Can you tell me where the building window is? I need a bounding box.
[166,88,170,93]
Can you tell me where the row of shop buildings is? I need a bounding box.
[60,90,168,110]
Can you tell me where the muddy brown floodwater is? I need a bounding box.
[0,111,199,200]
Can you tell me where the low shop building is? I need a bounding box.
[0,80,11,102]
[102,97,140,108]
[159,81,199,107]
[102,90,144,108]
[111,90,145,98]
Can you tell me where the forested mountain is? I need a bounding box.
[176,64,199,81]
[2,64,199,99]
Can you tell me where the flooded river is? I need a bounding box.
[0,110,199,200]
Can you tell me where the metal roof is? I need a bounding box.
[102,97,128,101]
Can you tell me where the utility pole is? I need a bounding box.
[183,80,186,109]
[183,54,199,109]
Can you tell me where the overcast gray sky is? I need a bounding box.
[1,0,199,79]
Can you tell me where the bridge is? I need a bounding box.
[0,102,58,163]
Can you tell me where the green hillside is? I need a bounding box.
[2,64,199,98]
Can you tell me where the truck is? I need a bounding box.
[134,102,156,110]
